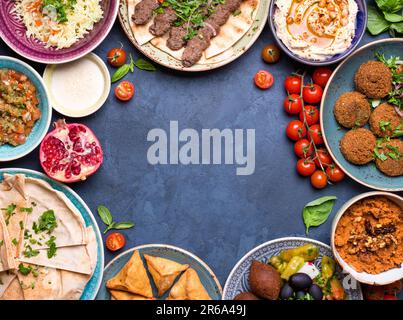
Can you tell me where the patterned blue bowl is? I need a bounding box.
[0,56,51,161]
[321,39,403,191]
[268,0,367,66]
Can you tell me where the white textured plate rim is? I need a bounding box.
[0,56,52,162]
[0,168,105,300]
[43,53,111,118]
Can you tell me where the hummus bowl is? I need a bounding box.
[331,192,403,286]
[268,0,367,65]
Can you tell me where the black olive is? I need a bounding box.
[289,273,313,291]
[280,283,294,300]
[309,284,323,300]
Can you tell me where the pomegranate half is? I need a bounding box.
[40,120,103,183]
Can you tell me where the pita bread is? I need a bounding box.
[144,254,188,296]
[0,211,15,272]
[167,268,211,300]
[0,271,17,297]
[205,0,259,59]
[106,250,153,298]
[0,276,24,300]
[128,0,156,45]
[110,290,154,300]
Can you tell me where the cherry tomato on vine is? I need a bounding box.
[303,84,323,104]
[314,148,333,168]
[254,70,274,89]
[284,75,302,94]
[312,67,333,87]
[107,47,127,67]
[294,139,313,158]
[299,105,319,125]
[106,232,126,251]
[326,165,345,182]
[296,158,316,176]
[286,120,307,141]
[261,44,281,64]
[308,124,324,145]
[283,94,303,114]
[115,81,135,101]
[310,170,328,189]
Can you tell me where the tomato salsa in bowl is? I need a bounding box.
[0,56,51,161]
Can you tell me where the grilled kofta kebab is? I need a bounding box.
[132,0,159,25]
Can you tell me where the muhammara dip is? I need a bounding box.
[273,0,358,61]
[334,196,402,274]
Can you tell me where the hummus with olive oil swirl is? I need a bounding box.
[273,0,358,61]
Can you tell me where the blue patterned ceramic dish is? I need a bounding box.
[321,39,403,191]
[268,0,367,66]
[223,237,363,300]
[0,168,104,300]
[96,244,222,300]
[0,57,51,161]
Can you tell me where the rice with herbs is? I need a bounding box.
[13,0,103,49]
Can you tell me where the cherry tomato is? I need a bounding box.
[312,67,333,87]
[106,232,126,251]
[115,81,135,101]
[286,120,307,141]
[326,165,345,182]
[308,124,324,145]
[254,70,274,89]
[294,139,313,158]
[383,295,398,300]
[310,170,328,189]
[303,84,323,104]
[284,75,302,94]
[261,44,281,64]
[299,105,319,125]
[107,47,127,67]
[283,94,303,114]
[296,158,316,176]
[314,148,333,168]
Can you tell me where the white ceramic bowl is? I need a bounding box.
[331,192,403,285]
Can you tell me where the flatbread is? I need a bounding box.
[106,250,153,298]
[128,0,156,45]
[144,254,188,296]
[0,271,17,297]
[205,0,259,59]
[0,277,24,300]
[0,210,15,272]
[167,268,211,300]
[110,290,154,300]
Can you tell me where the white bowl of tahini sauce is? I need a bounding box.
[43,53,110,117]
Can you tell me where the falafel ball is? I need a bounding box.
[375,139,403,177]
[369,103,402,137]
[334,91,371,128]
[355,61,393,99]
[340,128,376,165]
[233,292,261,300]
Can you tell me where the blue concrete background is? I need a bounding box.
[1,2,402,298]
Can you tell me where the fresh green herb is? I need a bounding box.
[302,196,337,235]
[2,203,16,225]
[42,0,77,23]
[20,207,33,213]
[379,120,391,132]
[0,240,3,247]
[18,263,32,276]
[233,9,241,16]
[111,54,135,83]
[367,0,403,36]
[23,245,40,258]
[12,238,18,246]
[376,53,402,110]
[135,59,157,72]
[32,269,39,278]
[97,205,135,234]
[33,210,58,234]
[46,236,57,259]
[19,220,24,230]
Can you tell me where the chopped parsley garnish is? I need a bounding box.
[23,245,40,258]
[1,203,16,225]
[19,220,24,230]
[18,263,32,276]
[42,0,77,23]
[20,207,33,213]
[376,53,402,110]
[379,120,391,132]
[33,210,58,234]
[46,236,57,259]
[233,9,241,16]
[0,240,3,247]
[12,238,18,246]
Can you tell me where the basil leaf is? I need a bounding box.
[112,222,135,230]
[303,196,337,235]
[111,64,131,83]
[367,6,391,35]
[384,11,403,22]
[97,205,113,226]
[135,59,156,72]
[375,0,402,13]
[390,21,403,33]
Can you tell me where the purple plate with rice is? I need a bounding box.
[0,0,119,64]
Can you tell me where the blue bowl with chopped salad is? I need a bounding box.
[0,56,51,161]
